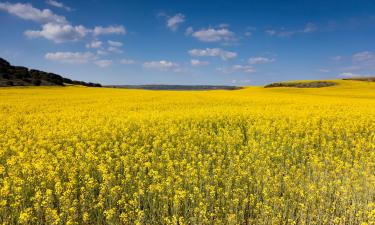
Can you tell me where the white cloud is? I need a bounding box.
[337,51,375,72]
[266,30,276,36]
[232,79,251,84]
[303,22,317,33]
[107,46,123,53]
[94,59,113,68]
[167,13,185,31]
[86,40,102,49]
[0,2,67,24]
[338,72,372,78]
[352,51,374,62]
[244,26,256,37]
[108,40,123,47]
[190,27,235,42]
[143,60,180,71]
[266,22,317,37]
[318,68,330,73]
[1,2,126,43]
[45,51,95,63]
[25,24,126,43]
[248,57,275,64]
[244,31,252,37]
[96,50,108,55]
[120,59,135,64]
[93,25,126,36]
[331,56,343,61]
[45,0,72,11]
[218,65,256,74]
[188,48,237,60]
[185,26,194,35]
[190,59,209,66]
[25,23,88,43]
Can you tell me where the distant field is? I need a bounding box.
[105,84,242,90]
[0,80,374,224]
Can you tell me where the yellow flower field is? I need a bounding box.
[0,80,374,224]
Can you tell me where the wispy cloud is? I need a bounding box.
[248,57,275,65]
[143,60,181,72]
[94,59,113,68]
[0,2,67,24]
[45,0,72,12]
[218,65,255,74]
[352,51,374,62]
[120,59,135,64]
[331,56,343,61]
[188,48,237,60]
[336,51,375,73]
[108,40,123,47]
[266,22,317,37]
[166,13,185,31]
[318,68,330,73]
[45,51,95,63]
[93,26,126,36]
[86,40,102,49]
[190,59,209,66]
[339,72,373,78]
[107,46,123,53]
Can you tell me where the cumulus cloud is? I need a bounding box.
[25,23,88,43]
[45,51,95,63]
[0,2,126,43]
[120,59,135,64]
[0,2,67,24]
[266,22,317,37]
[188,48,237,60]
[190,27,235,42]
[94,59,113,68]
[25,24,126,43]
[143,60,181,71]
[86,40,102,49]
[190,59,209,66]
[93,25,126,36]
[218,65,256,73]
[45,0,72,11]
[166,13,185,31]
[248,57,275,65]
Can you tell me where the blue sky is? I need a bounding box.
[0,0,375,85]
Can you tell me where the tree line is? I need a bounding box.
[0,58,101,87]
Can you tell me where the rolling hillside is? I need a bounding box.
[0,58,101,87]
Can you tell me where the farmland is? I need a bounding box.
[0,80,374,224]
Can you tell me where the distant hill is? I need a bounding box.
[106,84,242,91]
[264,81,337,88]
[343,77,375,82]
[0,57,101,87]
